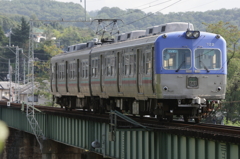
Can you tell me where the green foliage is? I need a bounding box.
[203,21,240,65]
[0,14,19,31]
[11,17,29,48]
[0,0,87,28]
[0,26,7,46]
[56,27,94,47]
[204,22,240,124]
[0,120,9,153]
[224,117,240,127]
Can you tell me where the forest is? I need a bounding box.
[0,0,240,125]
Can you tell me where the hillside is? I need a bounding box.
[0,0,240,33]
[0,0,87,30]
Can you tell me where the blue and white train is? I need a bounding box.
[50,22,227,122]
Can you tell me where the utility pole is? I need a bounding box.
[15,46,19,103]
[26,20,45,151]
[23,58,26,85]
[9,28,11,47]
[80,0,87,21]
[8,59,12,102]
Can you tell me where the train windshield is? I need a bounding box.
[163,49,191,70]
[195,49,221,70]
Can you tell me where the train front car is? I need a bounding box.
[154,30,227,122]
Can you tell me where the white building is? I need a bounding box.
[0,81,50,105]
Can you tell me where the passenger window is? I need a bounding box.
[73,63,76,79]
[124,55,129,75]
[143,53,145,74]
[161,26,166,32]
[106,56,115,76]
[146,53,151,74]
[81,61,88,78]
[86,61,88,78]
[149,28,153,34]
[91,59,98,77]
[163,49,191,70]
[195,49,221,70]
[95,59,98,76]
[130,55,135,75]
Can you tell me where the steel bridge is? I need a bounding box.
[0,104,239,159]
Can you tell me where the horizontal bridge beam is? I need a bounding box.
[0,106,239,159]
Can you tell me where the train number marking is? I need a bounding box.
[207,43,214,46]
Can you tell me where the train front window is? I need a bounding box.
[163,49,191,70]
[195,49,221,70]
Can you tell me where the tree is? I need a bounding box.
[0,26,8,46]
[11,17,29,48]
[203,21,240,65]
[204,21,240,124]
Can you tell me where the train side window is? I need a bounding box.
[64,63,66,79]
[146,53,151,74]
[106,56,115,76]
[111,57,115,76]
[81,62,85,78]
[124,55,129,75]
[59,65,62,80]
[143,53,145,74]
[91,59,98,77]
[127,33,131,39]
[85,61,88,78]
[73,63,76,79]
[95,59,98,76]
[59,65,62,79]
[92,59,95,77]
[161,26,166,32]
[149,28,153,34]
[62,65,64,79]
[69,63,71,79]
[130,55,134,75]
[134,54,137,74]
[106,58,110,76]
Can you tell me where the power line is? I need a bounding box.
[108,0,182,36]
[111,0,173,19]
[93,0,182,37]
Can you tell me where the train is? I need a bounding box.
[50,22,227,123]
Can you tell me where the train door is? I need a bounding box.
[77,59,80,93]
[142,45,155,95]
[89,52,92,96]
[100,54,104,92]
[151,46,155,93]
[117,51,121,92]
[50,63,53,92]
[55,63,58,92]
[65,61,69,92]
[137,49,143,94]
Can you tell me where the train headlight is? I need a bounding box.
[192,31,200,38]
[186,31,192,38]
[185,31,200,39]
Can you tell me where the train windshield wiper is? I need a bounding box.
[175,60,185,72]
[200,60,210,72]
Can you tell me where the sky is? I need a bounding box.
[56,0,240,14]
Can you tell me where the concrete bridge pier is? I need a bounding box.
[0,128,103,159]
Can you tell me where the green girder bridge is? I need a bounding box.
[0,104,239,159]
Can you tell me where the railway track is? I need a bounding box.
[1,101,240,144]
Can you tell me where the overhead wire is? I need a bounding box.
[102,0,182,37]
[91,0,182,37]
[111,0,173,19]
